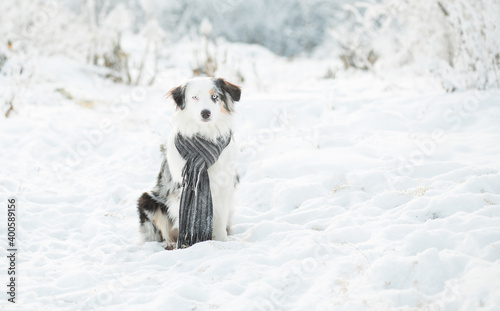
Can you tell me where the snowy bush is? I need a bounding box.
[334,0,500,90]
[86,3,133,83]
[0,0,71,116]
[437,0,500,89]
[84,1,165,85]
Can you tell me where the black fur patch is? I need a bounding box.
[137,192,168,242]
[137,192,164,224]
[138,201,150,224]
[214,78,241,112]
[215,79,241,102]
[168,85,186,110]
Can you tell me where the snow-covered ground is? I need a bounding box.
[1,52,499,311]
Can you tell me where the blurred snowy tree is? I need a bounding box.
[334,0,500,90]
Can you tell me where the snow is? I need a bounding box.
[1,46,500,311]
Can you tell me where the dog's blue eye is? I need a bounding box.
[192,96,198,100]
[212,94,218,100]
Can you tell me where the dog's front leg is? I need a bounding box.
[212,215,229,241]
[211,188,235,242]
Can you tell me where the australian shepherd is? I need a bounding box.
[137,77,241,249]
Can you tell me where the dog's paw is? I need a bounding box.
[162,241,177,250]
[213,230,228,242]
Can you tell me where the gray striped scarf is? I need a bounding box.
[175,132,231,248]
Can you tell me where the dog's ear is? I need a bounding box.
[215,78,241,102]
[168,85,186,110]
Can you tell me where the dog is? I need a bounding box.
[137,77,241,249]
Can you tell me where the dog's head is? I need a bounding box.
[168,77,241,126]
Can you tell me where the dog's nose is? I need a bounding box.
[201,109,211,119]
